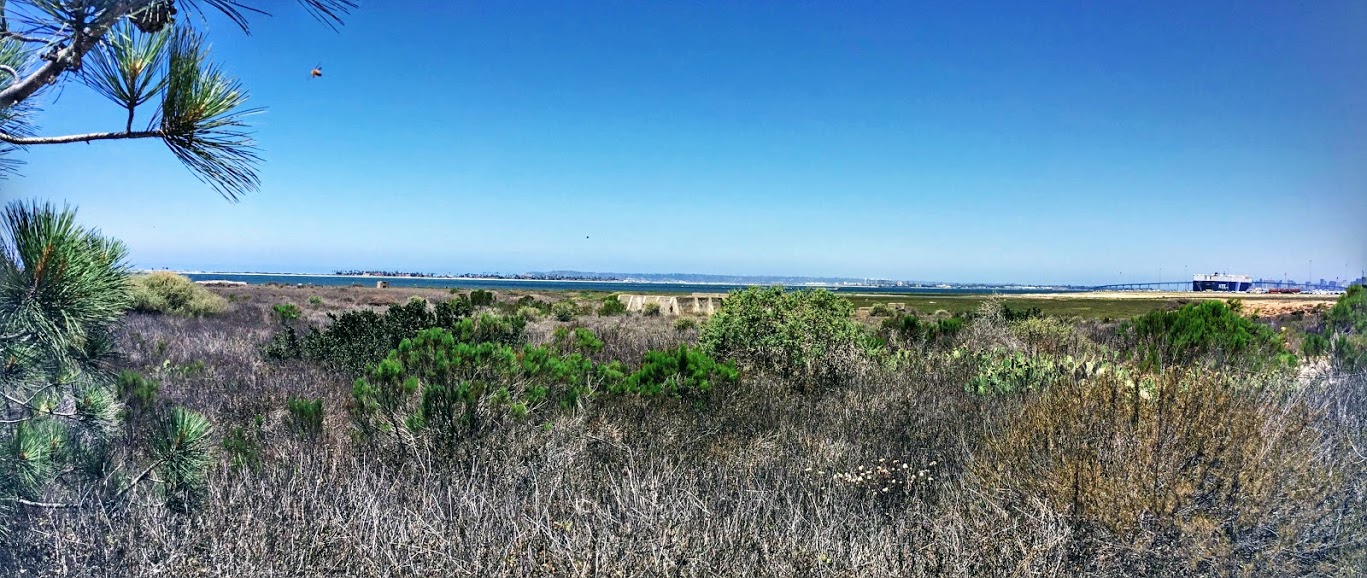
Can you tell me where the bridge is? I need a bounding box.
[1089,280,1349,292]
[1089,281,1193,291]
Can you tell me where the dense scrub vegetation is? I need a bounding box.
[4,266,1365,575]
[130,271,228,317]
[1318,284,1367,371]
[1120,299,1294,369]
[699,286,866,382]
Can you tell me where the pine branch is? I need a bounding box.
[0,128,162,145]
[0,1,155,109]
[0,32,47,44]
[110,457,163,503]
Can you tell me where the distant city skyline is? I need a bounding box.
[6,1,1365,286]
[159,264,1365,290]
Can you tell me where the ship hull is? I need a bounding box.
[1192,280,1252,292]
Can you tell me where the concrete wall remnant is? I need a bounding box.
[615,293,726,316]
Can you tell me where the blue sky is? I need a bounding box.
[3,1,1365,285]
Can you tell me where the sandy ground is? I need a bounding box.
[1013,291,1336,316]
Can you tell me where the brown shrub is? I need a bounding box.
[976,368,1364,576]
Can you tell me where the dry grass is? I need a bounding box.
[3,285,1362,577]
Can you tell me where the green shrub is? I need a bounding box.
[117,370,160,408]
[351,328,618,456]
[130,271,226,316]
[260,325,302,361]
[262,298,490,375]
[552,300,579,322]
[285,397,324,436]
[272,302,301,322]
[613,345,738,399]
[643,302,661,317]
[450,313,526,348]
[553,326,604,355]
[1001,305,1043,322]
[1326,285,1367,334]
[674,317,697,332]
[223,415,264,473]
[699,286,865,381]
[351,326,740,458]
[517,295,550,311]
[869,303,892,317]
[307,295,323,307]
[517,306,541,320]
[1324,285,1366,371]
[468,289,495,307]
[174,359,207,376]
[599,295,627,316]
[1332,334,1367,371]
[1301,332,1330,358]
[1120,300,1292,369]
[881,313,965,346]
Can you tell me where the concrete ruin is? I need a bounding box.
[616,293,726,316]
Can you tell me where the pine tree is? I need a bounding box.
[0,1,355,533]
[0,201,213,533]
[0,0,355,199]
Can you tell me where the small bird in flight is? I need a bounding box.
[310,64,323,78]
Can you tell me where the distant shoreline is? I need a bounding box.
[168,271,804,287]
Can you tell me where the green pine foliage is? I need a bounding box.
[117,370,161,409]
[353,327,738,458]
[272,302,301,322]
[552,326,604,355]
[613,345,738,399]
[285,398,325,436]
[351,328,619,456]
[0,202,214,532]
[262,297,502,376]
[153,408,214,513]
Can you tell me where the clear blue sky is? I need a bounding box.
[4,1,1365,285]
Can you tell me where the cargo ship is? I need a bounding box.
[1192,273,1252,292]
